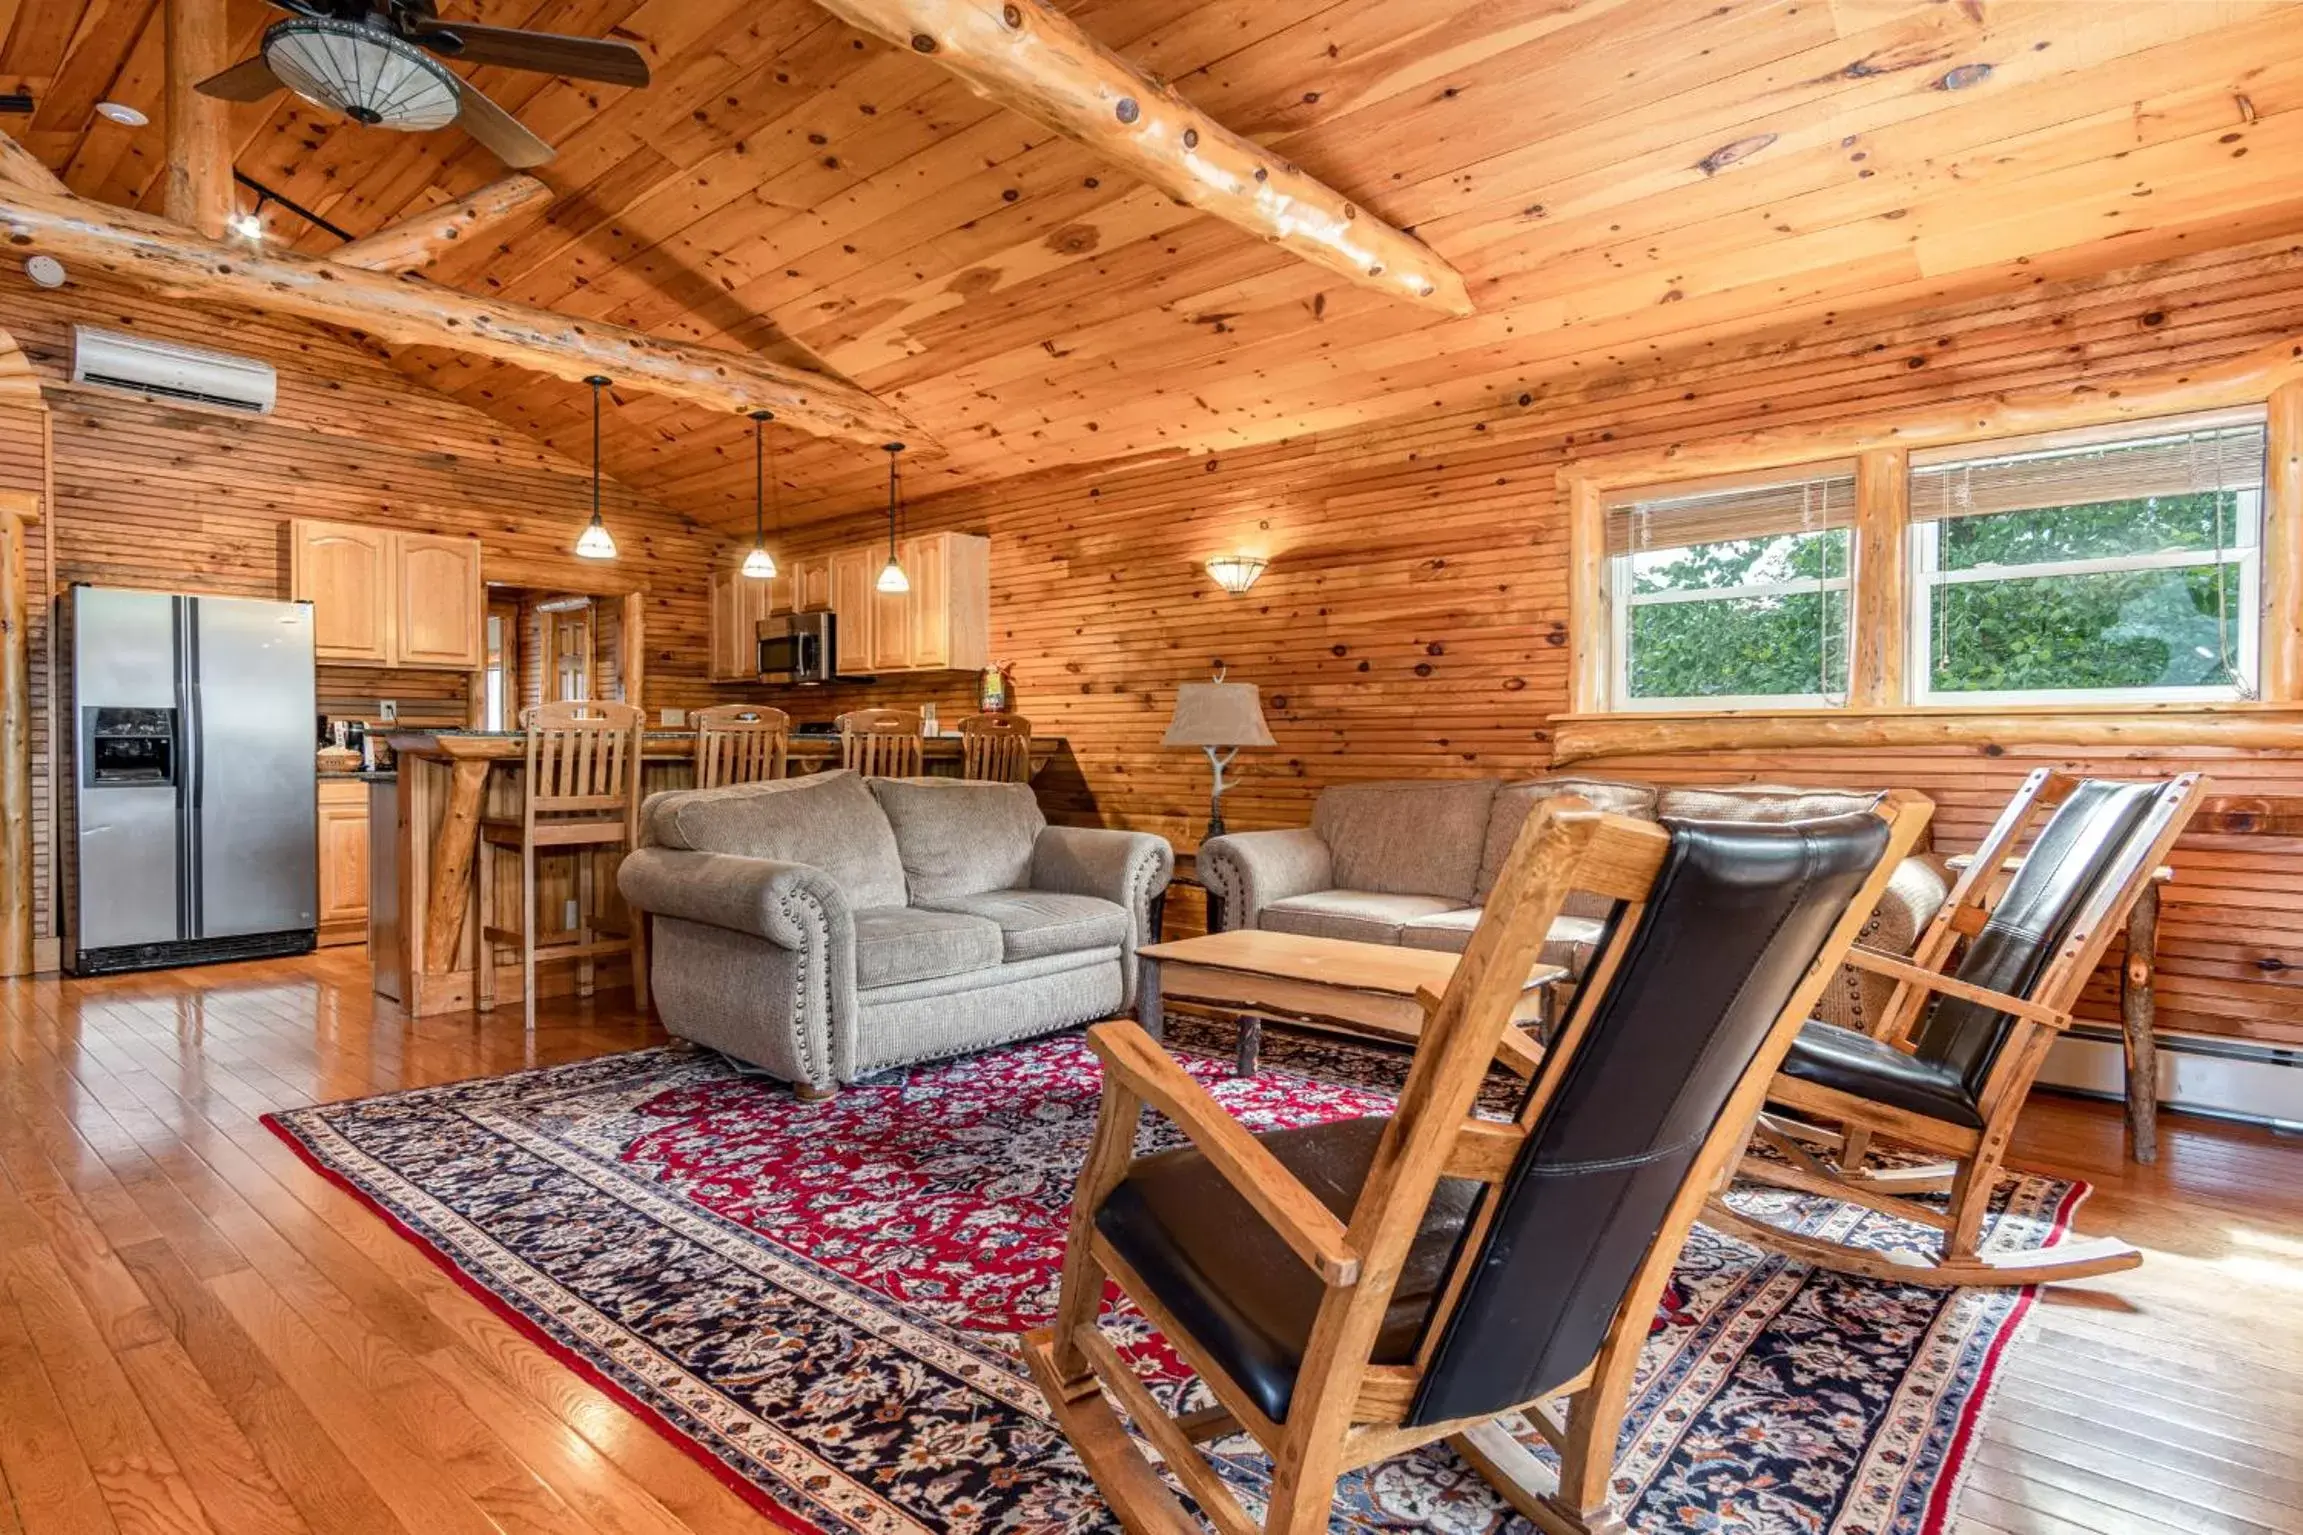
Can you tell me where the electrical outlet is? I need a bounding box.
[379,699,398,723]
[660,707,688,727]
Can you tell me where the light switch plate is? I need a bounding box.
[660,707,687,727]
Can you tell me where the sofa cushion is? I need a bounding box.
[1655,784,1884,824]
[868,777,1047,902]
[1477,776,1660,913]
[1260,890,1470,946]
[644,770,907,910]
[1312,779,1498,900]
[852,907,1004,988]
[1398,909,1611,977]
[919,889,1130,962]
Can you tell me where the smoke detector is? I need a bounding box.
[24,255,65,289]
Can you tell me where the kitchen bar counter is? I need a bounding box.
[372,727,1063,1016]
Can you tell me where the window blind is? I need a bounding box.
[1909,410,2267,524]
[1604,463,1858,557]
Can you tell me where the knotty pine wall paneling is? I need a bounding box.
[0,271,729,954]
[734,233,2303,1049]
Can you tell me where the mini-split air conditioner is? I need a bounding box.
[70,325,278,414]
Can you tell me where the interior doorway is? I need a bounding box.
[473,582,647,729]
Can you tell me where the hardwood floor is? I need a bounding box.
[1,949,2297,1535]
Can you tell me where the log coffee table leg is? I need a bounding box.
[1236,1015,1262,1078]
[2120,883,2161,1164]
[1136,955,1163,1041]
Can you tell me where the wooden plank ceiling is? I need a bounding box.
[7,0,2303,534]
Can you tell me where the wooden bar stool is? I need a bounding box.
[476,700,647,1027]
[693,703,790,788]
[837,707,923,776]
[959,712,1032,782]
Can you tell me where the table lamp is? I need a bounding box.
[1161,667,1275,842]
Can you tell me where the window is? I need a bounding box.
[1605,464,1856,709]
[1908,410,2266,705]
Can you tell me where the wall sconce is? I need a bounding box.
[1205,555,1267,594]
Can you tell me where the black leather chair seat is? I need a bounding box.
[1779,1020,1984,1129]
[1093,1116,1477,1424]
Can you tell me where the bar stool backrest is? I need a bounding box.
[693,704,791,789]
[959,712,1032,782]
[838,707,924,777]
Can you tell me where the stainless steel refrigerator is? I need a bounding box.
[61,585,318,976]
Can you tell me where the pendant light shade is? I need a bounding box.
[742,408,778,579]
[876,442,910,593]
[575,375,618,560]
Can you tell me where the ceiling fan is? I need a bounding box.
[195,1,650,169]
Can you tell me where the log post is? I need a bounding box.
[423,758,491,973]
[165,0,231,237]
[0,492,35,977]
[2119,880,2162,1164]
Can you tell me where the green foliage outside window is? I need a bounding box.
[1926,490,2247,694]
[1624,528,1849,700]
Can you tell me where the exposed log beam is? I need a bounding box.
[808,0,1473,317]
[0,170,929,449]
[0,133,67,197]
[164,0,231,237]
[333,175,557,273]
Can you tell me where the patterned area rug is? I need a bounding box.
[265,1021,2081,1535]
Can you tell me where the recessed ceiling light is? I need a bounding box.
[94,101,147,128]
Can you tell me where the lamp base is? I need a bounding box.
[1203,803,1226,843]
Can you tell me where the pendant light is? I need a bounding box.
[741,409,778,578]
[574,375,617,560]
[875,441,910,594]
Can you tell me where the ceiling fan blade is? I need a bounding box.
[196,55,285,102]
[450,78,555,169]
[409,20,649,88]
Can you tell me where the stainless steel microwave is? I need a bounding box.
[756,610,840,683]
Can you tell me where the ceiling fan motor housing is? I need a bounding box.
[264,17,461,132]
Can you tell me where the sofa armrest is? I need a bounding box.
[1815,853,1951,1035]
[617,848,854,950]
[1031,826,1173,1007]
[1193,828,1333,931]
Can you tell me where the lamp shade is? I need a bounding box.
[1162,681,1275,749]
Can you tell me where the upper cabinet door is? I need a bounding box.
[828,547,876,673]
[902,534,946,670]
[290,519,393,663]
[872,547,915,672]
[394,533,485,669]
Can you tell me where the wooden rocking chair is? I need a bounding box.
[1705,769,2208,1289]
[1023,789,1929,1535]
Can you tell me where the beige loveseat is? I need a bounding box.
[619,769,1172,1094]
[1197,777,1947,1032]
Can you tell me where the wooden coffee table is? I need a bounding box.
[1135,929,1566,1077]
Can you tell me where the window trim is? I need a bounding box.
[1905,491,2263,708]
[1561,365,2301,735]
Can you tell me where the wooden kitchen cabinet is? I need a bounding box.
[706,569,777,682]
[291,520,394,663]
[317,779,370,947]
[708,537,987,680]
[829,546,879,672]
[289,518,483,669]
[395,533,485,668]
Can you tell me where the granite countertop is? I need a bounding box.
[319,768,399,782]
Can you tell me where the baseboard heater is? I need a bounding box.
[2040,1026,2303,1136]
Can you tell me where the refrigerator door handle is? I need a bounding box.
[176,596,202,938]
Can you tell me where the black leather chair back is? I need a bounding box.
[1909,779,2162,1097]
[1409,813,1892,1426]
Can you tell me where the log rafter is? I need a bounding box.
[333,175,557,273]
[0,155,929,450]
[808,0,1473,316]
